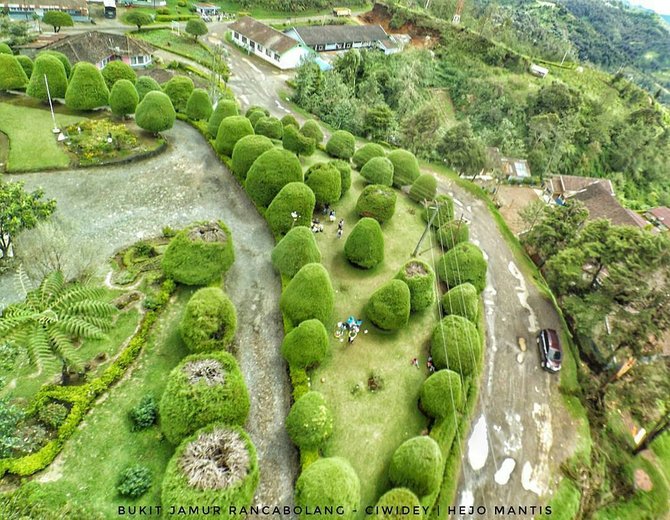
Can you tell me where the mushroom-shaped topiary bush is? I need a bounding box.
[286,391,333,449]
[254,116,283,140]
[430,314,481,376]
[163,75,194,112]
[215,115,254,156]
[409,174,437,203]
[330,160,351,197]
[423,195,454,229]
[109,79,139,118]
[37,50,71,76]
[65,62,109,110]
[360,157,394,186]
[230,134,274,181]
[295,457,360,520]
[344,217,384,269]
[101,60,136,90]
[326,130,355,160]
[436,242,487,293]
[388,149,421,188]
[305,162,342,207]
[186,88,213,121]
[266,182,316,237]
[441,282,479,322]
[161,424,258,520]
[394,259,435,312]
[419,369,462,419]
[389,436,443,497]
[283,124,316,157]
[135,91,176,134]
[159,352,250,445]
[180,287,237,353]
[280,263,333,327]
[135,75,161,100]
[16,55,33,79]
[437,219,468,250]
[0,54,28,92]
[352,143,385,170]
[162,221,234,286]
[245,148,303,208]
[372,488,423,520]
[26,55,67,101]
[281,319,329,368]
[281,114,299,128]
[355,184,397,224]
[365,279,411,331]
[300,119,324,144]
[247,107,267,128]
[207,99,239,137]
[271,226,321,278]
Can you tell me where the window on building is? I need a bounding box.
[233,31,239,39]
[274,52,280,61]
[266,49,271,57]
[257,44,263,51]
[131,55,147,65]
[242,36,248,44]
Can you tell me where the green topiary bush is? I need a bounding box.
[185,88,213,121]
[207,99,239,137]
[326,130,355,160]
[135,91,176,134]
[246,108,266,128]
[409,174,437,203]
[159,351,250,444]
[16,55,33,79]
[109,79,139,118]
[356,185,396,224]
[65,62,109,110]
[254,116,283,140]
[117,465,152,498]
[266,182,316,237]
[372,488,423,520]
[245,148,303,207]
[437,242,487,292]
[0,54,28,91]
[281,114,299,128]
[394,259,435,312]
[283,124,316,157]
[360,157,394,186]
[352,143,385,170]
[26,55,67,101]
[37,402,68,430]
[271,226,321,278]
[305,162,342,207]
[300,119,324,144]
[388,436,443,497]
[388,149,421,187]
[245,105,269,117]
[161,424,258,520]
[215,115,254,156]
[163,75,194,112]
[230,134,274,181]
[441,282,479,322]
[37,50,71,76]
[365,279,411,331]
[135,75,161,100]
[331,160,351,196]
[286,391,333,450]
[162,221,234,286]
[280,263,333,327]
[419,369,462,419]
[0,42,11,54]
[437,219,468,250]
[295,457,360,520]
[344,217,384,269]
[430,315,481,376]
[128,394,158,431]
[101,60,136,90]
[423,195,454,228]
[281,319,329,368]
[180,287,237,352]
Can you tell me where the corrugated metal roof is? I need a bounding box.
[292,24,389,46]
[229,16,300,55]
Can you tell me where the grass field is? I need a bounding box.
[133,29,214,65]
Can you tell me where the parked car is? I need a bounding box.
[537,328,562,372]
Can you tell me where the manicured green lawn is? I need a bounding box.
[0,102,84,172]
[132,29,214,65]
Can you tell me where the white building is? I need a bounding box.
[285,24,400,55]
[229,16,311,70]
[530,63,549,78]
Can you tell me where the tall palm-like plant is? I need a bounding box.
[0,271,116,382]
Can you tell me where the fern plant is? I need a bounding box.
[0,271,116,382]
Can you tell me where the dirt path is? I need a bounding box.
[0,121,297,509]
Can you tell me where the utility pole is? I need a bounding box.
[412,203,438,257]
[44,74,60,134]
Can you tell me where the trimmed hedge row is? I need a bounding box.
[280,263,334,327]
[430,315,481,376]
[266,182,316,237]
[180,287,237,353]
[271,226,321,278]
[215,115,254,156]
[441,282,479,322]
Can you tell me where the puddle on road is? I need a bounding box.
[468,415,490,471]
[508,261,539,333]
[494,458,516,485]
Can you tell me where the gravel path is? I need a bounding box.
[0,122,297,509]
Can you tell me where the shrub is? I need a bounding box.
[352,143,385,170]
[180,287,237,352]
[283,124,315,157]
[230,134,274,181]
[281,114,299,128]
[185,88,213,121]
[135,75,161,100]
[409,174,437,203]
[215,115,254,156]
[254,116,283,139]
[0,54,28,91]
[430,315,481,376]
[356,185,396,223]
[245,148,303,207]
[271,226,321,277]
[247,109,266,128]
[207,99,239,137]
[365,280,411,331]
[27,55,67,101]
[135,91,176,134]
[344,217,384,269]
[185,18,208,41]
[420,369,462,419]
[42,11,73,32]
[117,465,152,498]
[280,263,333,327]
[423,195,454,228]
[394,259,435,312]
[305,162,342,206]
[162,424,258,519]
[159,351,250,444]
[162,221,234,286]
[101,60,136,90]
[441,282,479,322]
[388,149,421,187]
[300,119,324,144]
[360,157,394,186]
[266,182,316,237]
[437,220,468,250]
[37,50,71,76]
[109,79,139,117]
[295,457,360,520]
[0,42,11,54]
[128,394,158,431]
[331,160,351,196]
[326,130,355,160]
[373,488,423,520]
[163,75,194,112]
[286,391,333,449]
[65,62,110,110]
[389,436,442,497]
[16,55,33,78]
[37,402,68,430]
[245,105,269,117]
[436,242,487,292]
[281,319,329,368]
